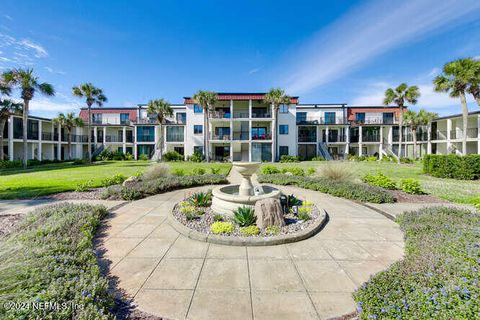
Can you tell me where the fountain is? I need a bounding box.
[211,162,282,216]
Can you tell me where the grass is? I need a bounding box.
[261,161,480,204]
[0,161,232,200]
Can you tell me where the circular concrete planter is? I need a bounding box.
[168,207,328,247]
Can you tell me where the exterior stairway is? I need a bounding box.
[91,144,105,159]
[381,138,398,160]
[318,142,333,160]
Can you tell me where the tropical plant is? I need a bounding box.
[188,191,212,207]
[264,88,291,161]
[2,68,55,168]
[233,206,256,227]
[287,194,302,207]
[402,109,437,159]
[383,83,420,163]
[0,99,22,160]
[467,58,480,106]
[146,99,173,161]
[52,112,84,160]
[434,58,478,155]
[297,206,312,221]
[192,90,217,162]
[210,221,235,234]
[72,83,107,163]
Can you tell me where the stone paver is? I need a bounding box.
[97,185,406,320]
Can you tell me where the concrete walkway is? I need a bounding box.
[98,185,404,320]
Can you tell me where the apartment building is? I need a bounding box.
[2,93,479,161]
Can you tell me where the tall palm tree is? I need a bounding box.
[2,68,54,168]
[52,112,84,160]
[466,57,480,106]
[192,90,217,162]
[403,109,437,159]
[383,83,420,162]
[434,58,474,155]
[0,99,23,160]
[264,88,291,162]
[146,99,173,161]
[72,83,107,163]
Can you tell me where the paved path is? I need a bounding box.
[98,185,404,320]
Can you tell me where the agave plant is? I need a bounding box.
[188,191,212,207]
[233,206,256,227]
[287,194,302,207]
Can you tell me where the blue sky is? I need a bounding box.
[1,0,480,117]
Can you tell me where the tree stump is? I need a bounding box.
[254,198,285,229]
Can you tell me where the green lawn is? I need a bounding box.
[261,161,480,204]
[0,161,232,200]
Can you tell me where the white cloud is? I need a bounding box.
[282,0,480,94]
[44,66,66,75]
[248,67,260,75]
[0,32,48,68]
[18,39,48,58]
[29,98,79,116]
[3,15,13,21]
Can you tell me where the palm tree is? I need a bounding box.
[72,83,107,163]
[192,90,217,162]
[466,57,480,106]
[383,83,420,162]
[146,99,173,161]
[2,68,54,168]
[264,88,291,162]
[434,58,474,155]
[0,99,23,160]
[52,112,84,160]
[403,109,437,159]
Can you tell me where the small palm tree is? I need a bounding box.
[0,99,23,160]
[383,83,420,162]
[434,58,475,155]
[192,90,217,162]
[403,109,437,159]
[2,68,54,168]
[52,112,84,160]
[146,99,173,161]
[264,88,291,162]
[72,83,107,162]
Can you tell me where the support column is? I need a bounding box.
[51,123,55,160]
[477,115,480,154]
[248,142,252,162]
[344,126,349,157]
[38,121,43,161]
[103,126,106,145]
[248,99,252,118]
[122,127,127,153]
[57,123,62,160]
[427,123,432,154]
[93,126,98,147]
[359,126,363,156]
[447,119,452,154]
[325,127,329,144]
[8,116,14,161]
[133,127,138,160]
[379,126,383,159]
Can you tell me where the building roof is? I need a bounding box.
[434,110,480,120]
[183,92,299,104]
[79,108,137,122]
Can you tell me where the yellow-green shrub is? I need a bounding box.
[210,221,235,234]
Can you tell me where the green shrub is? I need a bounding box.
[210,221,235,234]
[100,173,127,187]
[172,168,186,176]
[399,178,424,194]
[192,167,206,175]
[366,156,378,161]
[319,163,353,181]
[260,165,280,175]
[287,194,302,207]
[297,206,312,220]
[311,156,324,161]
[362,172,397,190]
[72,159,86,165]
[187,151,204,162]
[163,151,184,162]
[265,225,281,235]
[179,204,200,220]
[354,207,480,319]
[381,154,396,162]
[75,179,94,192]
[279,155,300,163]
[258,174,394,203]
[210,167,220,174]
[306,167,316,176]
[281,167,305,176]
[102,175,227,200]
[125,152,134,160]
[0,203,114,319]
[240,225,260,236]
[423,154,480,180]
[213,214,224,222]
[189,191,212,207]
[138,154,149,161]
[233,206,256,227]
[400,157,413,164]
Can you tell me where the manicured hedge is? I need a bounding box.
[102,174,228,200]
[0,203,114,319]
[0,159,67,169]
[354,207,480,319]
[257,174,394,203]
[423,154,480,180]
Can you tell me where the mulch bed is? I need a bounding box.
[388,190,448,203]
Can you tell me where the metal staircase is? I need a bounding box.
[381,138,398,160]
[318,142,333,160]
[90,144,105,159]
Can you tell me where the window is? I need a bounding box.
[383,112,394,124]
[355,113,365,123]
[251,127,267,140]
[136,126,154,142]
[166,126,184,142]
[279,146,289,156]
[296,112,307,123]
[194,104,203,113]
[194,125,203,134]
[120,113,129,124]
[324,112,336,124]
[92,113,102,124]
[194,146,203,155]
[279,125,289,135]
[176,112,186,124]
[279,104,289,113]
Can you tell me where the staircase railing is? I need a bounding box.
[318,142,333,160]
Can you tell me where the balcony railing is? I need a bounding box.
[210,111,231,119]
[166,134,184,142]
[362,135,380,142]
[251,111,271,118]
[326,135,347,143]
[451,128,479,139]
[233,111,249,119]
[353,117,398,125]
[297,117,346,125]
[233,131,249,140]
[92,119,131,125]
[432,130,447,140]
[298,135,316,142]
[42,132,53,141]
[211,134,231,141]
[252,133,272,140]
[106,135,123,143]
[137,135,155,142]
[71,134,89,142]
[135,119,158,125]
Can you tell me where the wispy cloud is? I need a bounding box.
[248,67,261,75]
[19,39,48,58]
[282,0,480,94]
[3,15,13,21]
[0,32,48,67]
[44,66,65,75]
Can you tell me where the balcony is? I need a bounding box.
[232,111,249,119]
[42,132,53,141]
[297,117,345,125]
[451,128,479,140]
[92,119,131,125]
[326,135,347,143]
[353,117,398,125]
[362,135,380,142]
[135,119,158,125]
[298,135,316,143]
[251,110,271,118]
[432,131,447,140]
[211,134,231,141]
[106,135,123,143]
[233,131,249,140]
[210,111,231,119]
[137,135,155,142]
[166,134,184,142]
[252,133,272,140]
